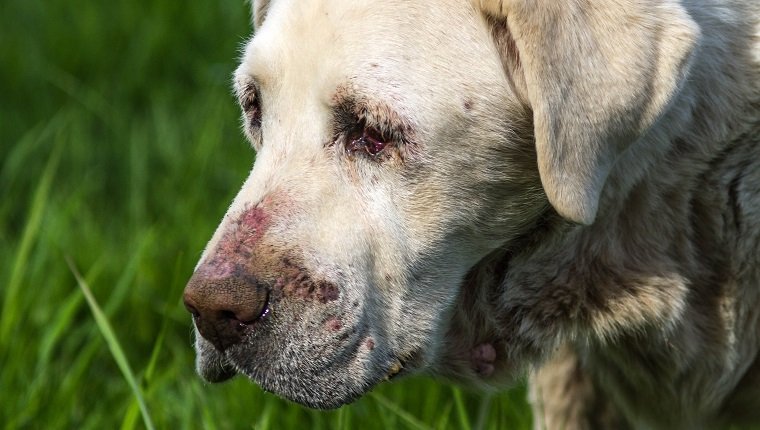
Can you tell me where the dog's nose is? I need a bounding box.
[183,269,268,351]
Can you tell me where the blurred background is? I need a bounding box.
[0,0,531,428]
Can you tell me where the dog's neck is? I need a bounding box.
[440,0,760,389]
[446,122,759,387]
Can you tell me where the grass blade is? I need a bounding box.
[369,393,432,430]
[452,387,473,430]
[474,393,493,430]
[121,251,175,430]
[0,137,61,341]
[67,257,155,430]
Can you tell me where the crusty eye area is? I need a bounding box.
[346,121,388,156]
[238,84,262,130]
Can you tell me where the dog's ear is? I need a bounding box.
[476,0,699,224]
[252,0,272,28]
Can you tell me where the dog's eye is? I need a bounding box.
[239,86,262,129]
[347,124,388,156]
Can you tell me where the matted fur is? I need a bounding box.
[184,0,760,428]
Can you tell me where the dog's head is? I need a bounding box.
[183,0,697,408]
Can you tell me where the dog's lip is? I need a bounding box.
[195,324,425,409]
[206,361,238,383]
[196,346,239,383]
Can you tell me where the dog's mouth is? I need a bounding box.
[192,316,425,410]
[196,336,414,382]
[190,286,428,403]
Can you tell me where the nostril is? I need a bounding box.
[219,310,237,321]
[216,309,264,335]
[184,302,200,318]
[218,309,253,326]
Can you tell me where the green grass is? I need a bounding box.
[0,0,532,428]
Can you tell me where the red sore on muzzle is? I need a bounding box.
[182,203,272,352]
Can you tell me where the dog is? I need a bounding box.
[182,0,760,428]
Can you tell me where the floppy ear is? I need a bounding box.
[475,0,699,224]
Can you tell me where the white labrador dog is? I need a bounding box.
[182,0,760,428]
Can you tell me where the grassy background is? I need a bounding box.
[0,0,532,428]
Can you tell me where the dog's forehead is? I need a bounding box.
[238,0,512,134]
[242,0,491,89]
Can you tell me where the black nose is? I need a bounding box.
[183,268,268,351]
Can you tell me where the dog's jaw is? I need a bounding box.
[192,307,427,409]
